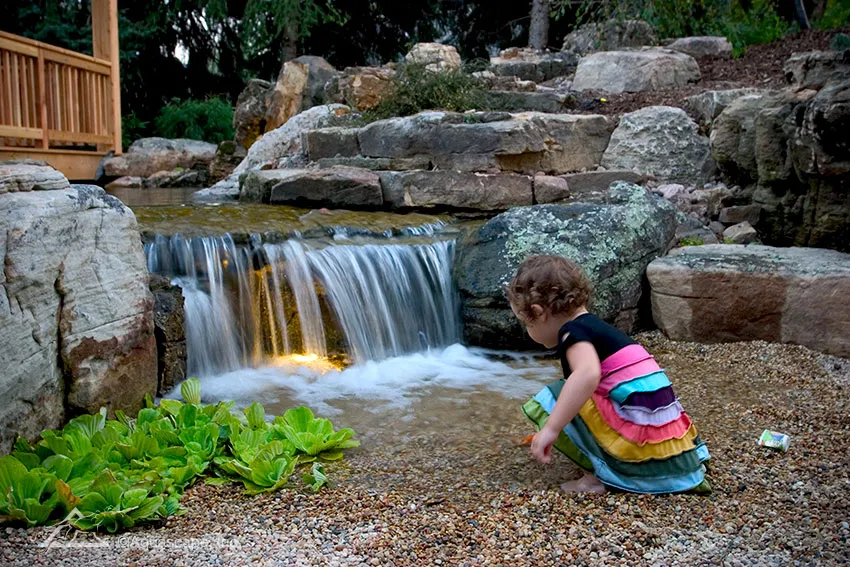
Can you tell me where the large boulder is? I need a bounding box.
[489,48,579,82]
[562,19,657,56]
[240,167,382,207]
[647,245,850,357]
[234,78,273,150]
[291,55,339,109]
[337,66,396,111]
[454,182,677,348]
[478,90,576,113]
[0,160,69,193]
[266,60,310,132]
[103,138,218,178]
[572,48,700,94]
[666,36,733,58]
[379,170,533,211]
[150,275,186,396]
[1,169,156,454]
[711,82,850,252]
[686,88,765,124]
[601,106,713,184]
[351,111,613,174]
[405,43,462,72]
[784,49,850,90]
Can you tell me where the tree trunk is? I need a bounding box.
[529,0,550,50]
[283,17,299,61]
[793,0,811,30]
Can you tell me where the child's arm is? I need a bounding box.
[531,341,602,464]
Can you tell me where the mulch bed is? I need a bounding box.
[576,27,850,118]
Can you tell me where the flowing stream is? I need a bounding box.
[146,233,461,377]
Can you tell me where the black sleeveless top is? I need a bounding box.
[557,313,637,376]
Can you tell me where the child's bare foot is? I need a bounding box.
[561,473,606,493]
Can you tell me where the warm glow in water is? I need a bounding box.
[269,353,343,373]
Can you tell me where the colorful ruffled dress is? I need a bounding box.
[522,314,711,494]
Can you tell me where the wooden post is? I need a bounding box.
[92,0,121,154]
[37,49,49,149]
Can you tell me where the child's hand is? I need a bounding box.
[530,426,559,464]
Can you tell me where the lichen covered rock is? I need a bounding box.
[454,182,677,348]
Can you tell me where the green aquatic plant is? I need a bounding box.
[0,379,358,532]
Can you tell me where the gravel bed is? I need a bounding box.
[2,332,848,566]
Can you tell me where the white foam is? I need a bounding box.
[165,344,559,416]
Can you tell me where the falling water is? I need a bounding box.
[145,233,460,376]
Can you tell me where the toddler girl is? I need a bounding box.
[509,255,710,494]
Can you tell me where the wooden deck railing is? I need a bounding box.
[0,30,118,153]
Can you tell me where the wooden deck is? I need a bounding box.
[0,0,121,180]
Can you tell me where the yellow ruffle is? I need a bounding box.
[578,398,700,463]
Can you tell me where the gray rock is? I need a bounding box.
[666,36,733,58]
[192,181,240,202]
[292,55,339,109]
[105,176,144,190]
[709,221,726,235]
[562,19,657,56]
[719,204,762,226]
[453,182,677,348]
[1,184,156,454]
[240,167,382,207]
[150,275,186,396]
[144,168,206,188]
[304,127,361,160]
[601,106,713,184]
[0,160,71,193]
[356,111,612,175]
[405,43,462,72]
[489,48,579,82]
[572,48,700,94]
[674,213,719,245]
[234,104,351,174]
[316,156,432,171]
[533,174,570,204]
[103,138,217,179]
[784,49,850,90]
[560,170,648,200]
[723,221,759,244]
[687,88,766,123]
[478,90,576,113]
[710,92,783,185]
[380,170,532,211]
[648,245,850,357]
[234,78,273,150]
[667,186,733,225]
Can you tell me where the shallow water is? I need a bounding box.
[165,345,560,446]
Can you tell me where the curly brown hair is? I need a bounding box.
[507,255,593,322]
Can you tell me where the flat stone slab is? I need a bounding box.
[241,167,382,207]
[380,170,532,211]
[572,48,700,94]
[0,161,70,193]
[647,245,850,357]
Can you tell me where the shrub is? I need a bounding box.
[0,379,358,532]
[362,63,487,122]
[830,32,850,50]
[121,112,149,150]
[817,0,850,30]
[679,237,706,247]
[154,98,235,144]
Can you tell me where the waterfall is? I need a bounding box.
[146,234,460,376]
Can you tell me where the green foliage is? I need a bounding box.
[154,98,235,144]
[720,0,794,57]
[121,112,150,149]
[0,379,358,532]
[678,237,705,247]
[363,63,486,122]
[831,33,850,50]
[817,1,850,30]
